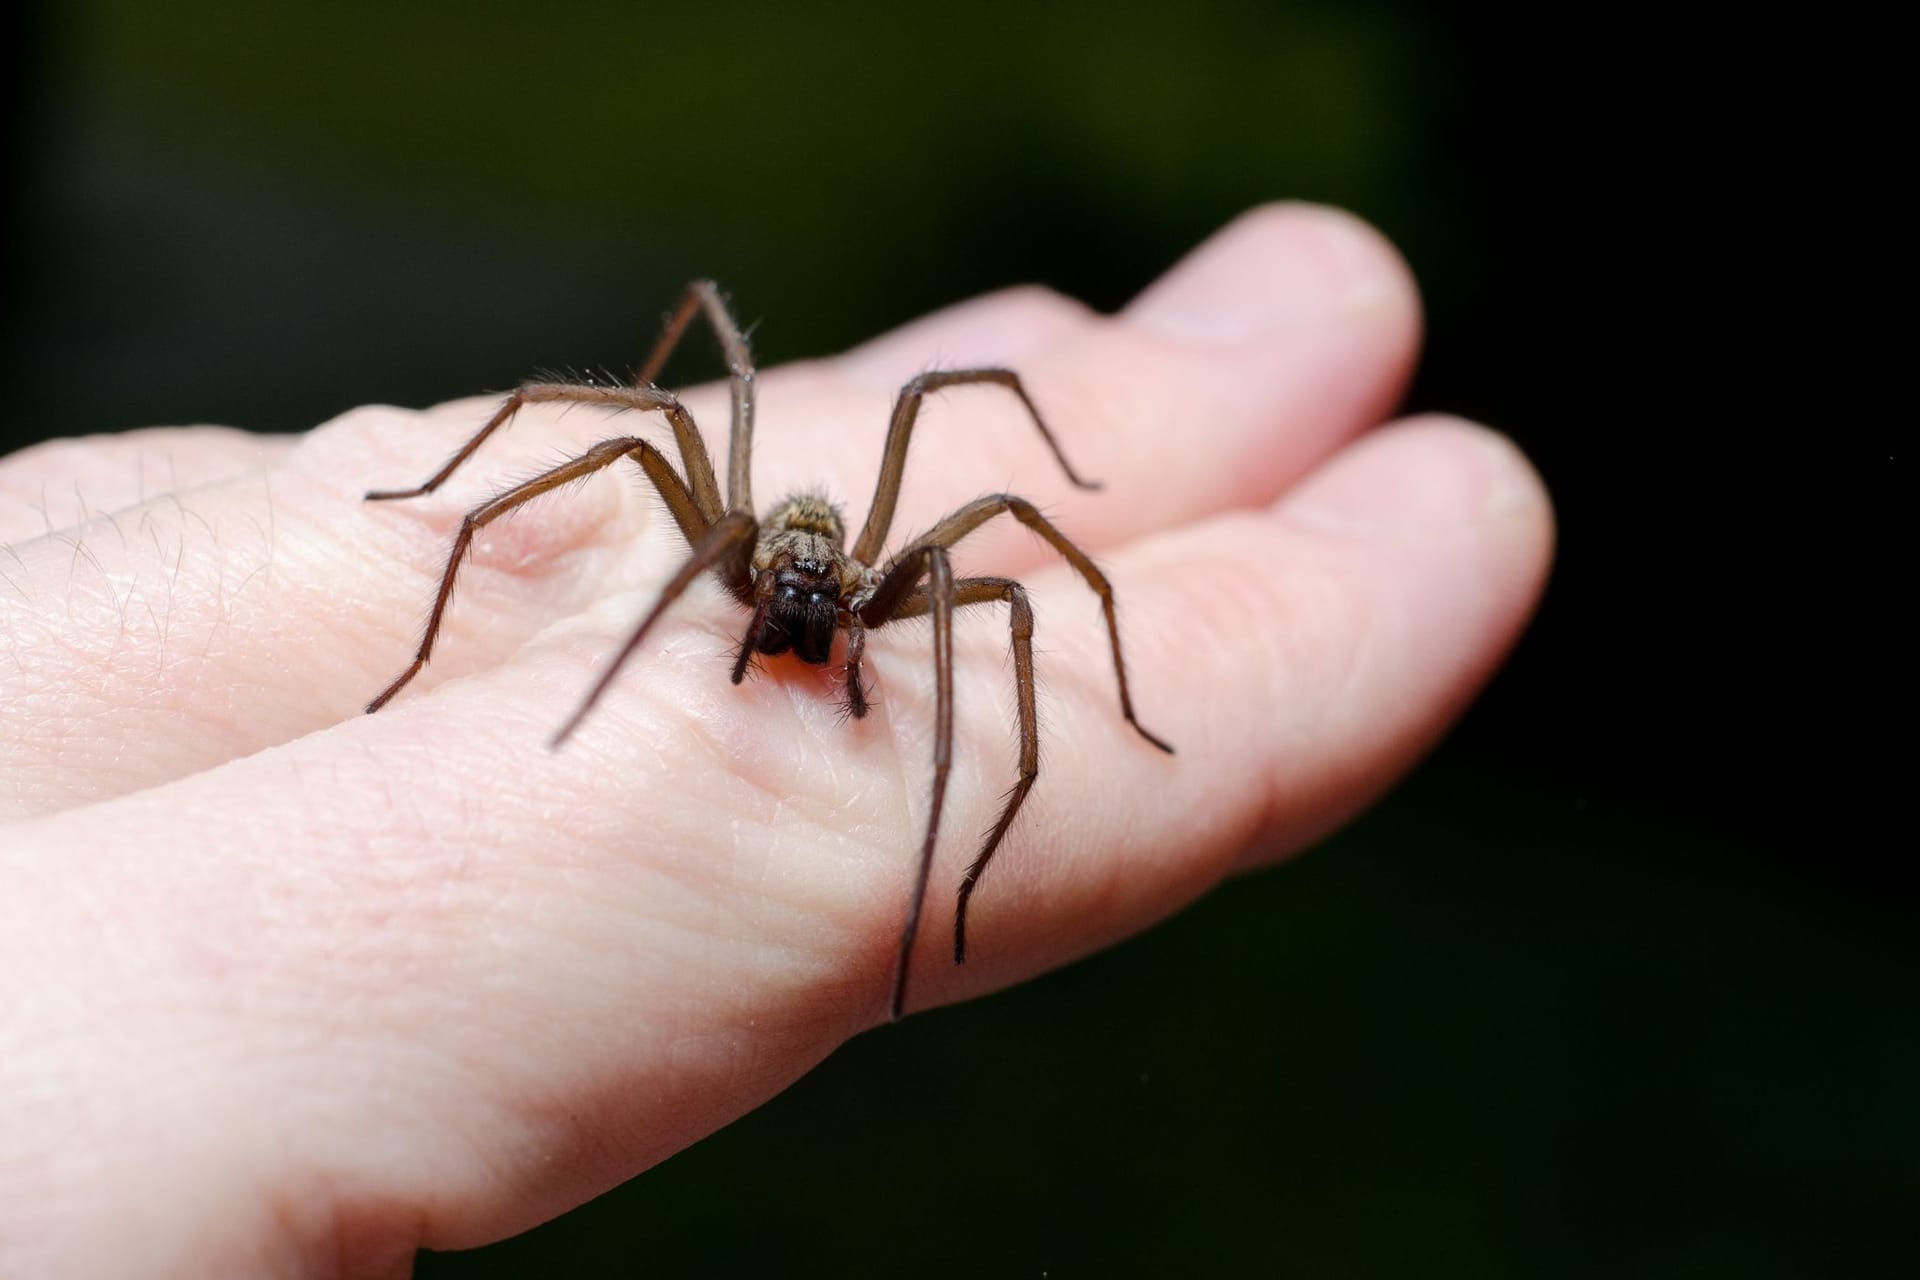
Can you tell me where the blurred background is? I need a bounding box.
[3,2,1905,1274]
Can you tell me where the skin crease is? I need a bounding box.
[0,205,1552,1277]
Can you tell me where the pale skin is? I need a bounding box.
[0,205,1552,1277]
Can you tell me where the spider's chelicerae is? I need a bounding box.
[365,282,1172,1021]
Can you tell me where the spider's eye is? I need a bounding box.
[807,589,834,608]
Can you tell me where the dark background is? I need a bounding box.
[4,3,1906,1275]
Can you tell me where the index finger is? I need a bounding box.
[0,205,1418,820]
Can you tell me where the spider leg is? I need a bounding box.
[880,545,954,1023]
[876,577,1037,967]
[366,381,726,526]
[551,510,759,748]
[850,369,1099,566]
[635,281,759,515]
[841,613,871,719]
[863,493,1173,753]
[366,436,719,714]
[859,501,1167,1017]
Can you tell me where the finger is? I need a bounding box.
[0,415,1548,1266]
[741,202,1421,565]
[837,282,1096,382]
[0,204,1416,818]
[0,426,295,545]
[0,402,645,820]
[915,415,1555,1002]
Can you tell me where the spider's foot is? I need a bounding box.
[888,965,912,1024]
[1134,721,1176,755]
[953,895,975,965]
[841,677,871,721]
[365,662,424,714]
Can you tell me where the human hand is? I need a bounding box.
[0,205,1551,1275]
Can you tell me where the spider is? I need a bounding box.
[363,281,1172,1022]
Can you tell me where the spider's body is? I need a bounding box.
[365,282,1170,1021]
[751,494,867,667]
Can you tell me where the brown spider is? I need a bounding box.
[364,282,1172,1021]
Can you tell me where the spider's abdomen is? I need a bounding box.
[766,492,844,542]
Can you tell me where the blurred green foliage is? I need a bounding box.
[23,1,1460,441]
[78,0,1446,303]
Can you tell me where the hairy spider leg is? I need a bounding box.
[637,280,759,514]
[850,369,1102,567]
[883,578,1036,967]
[866,492,1171,753]
[365,278,763,722]
[550,511,760,748]
[859,494,1174,1019]
[366,381,725,525]
[364,434,722,714]
[841,613,870,720]
[876,545,955,1022]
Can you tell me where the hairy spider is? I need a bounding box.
[364,281,1172,1021]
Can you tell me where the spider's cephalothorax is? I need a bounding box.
[364,281,1171,1022]
[749,494,865,667]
